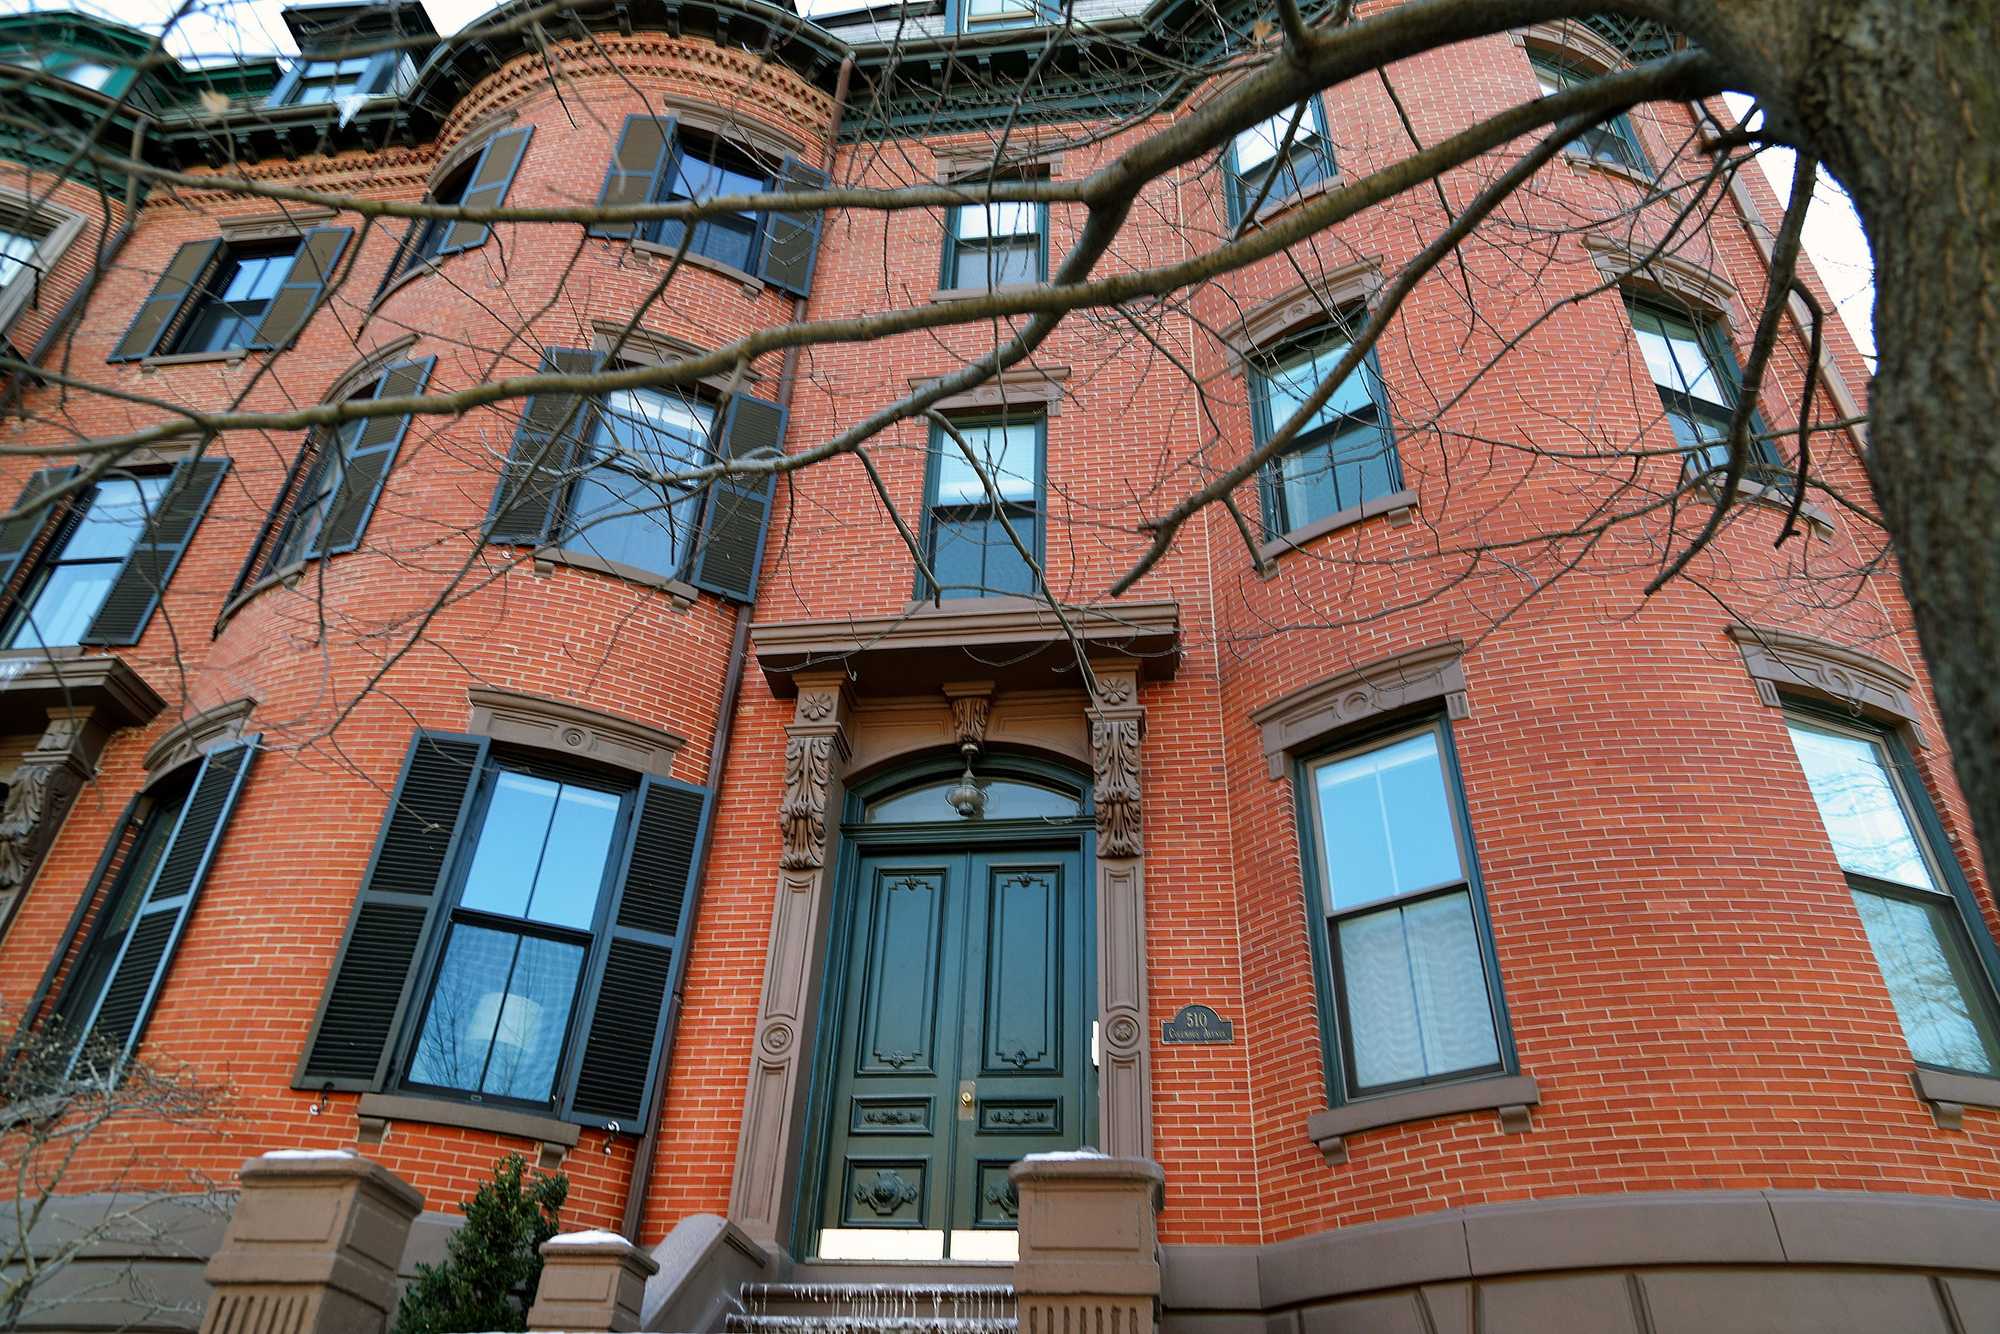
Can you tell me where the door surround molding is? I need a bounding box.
[726,667,1155,1249]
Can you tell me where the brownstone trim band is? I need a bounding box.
[1250,641,1468,779]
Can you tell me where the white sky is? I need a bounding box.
[7,1,1874,360]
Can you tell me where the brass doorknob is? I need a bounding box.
[959,1088,974,1107]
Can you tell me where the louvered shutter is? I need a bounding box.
[756,156,829,297]
[375,224,420,299]
[250,227,353,350]
[486,347,600,546]
[317,356,433,555]
[67,742,258,1068]
[296,732,488,1091]
[590,116,675,240]
[226,433,321,608]
[0,466,78,613]
[563,776,708,1128]
[688,390,783,602]
[81,456,228,647]
[439,127,535,256]
[108,240,221,363]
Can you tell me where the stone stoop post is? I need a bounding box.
[526,1230,660,1332]
[1010,1154,1166,1334]
[198,1149,425,1334]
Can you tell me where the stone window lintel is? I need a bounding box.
[467,684,687,780]
[1250,640,1469,779]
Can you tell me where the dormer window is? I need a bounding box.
[267,50,409,109]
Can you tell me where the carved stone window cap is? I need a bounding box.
[1584,234,1739,320]
[467,686,687,780]
[1727,624,1923,742]
[326,333,421,408]
[909,365,1070,414]
[143,697,258,776]
[1221,260,1383,371]
[217,206,337,239]
[588,320,758,390]
[1251,641,1469,778]
[1512,20,1633,74]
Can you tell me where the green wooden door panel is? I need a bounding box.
[819,845,1086,1254]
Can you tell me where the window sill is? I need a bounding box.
[138,347,251,369]
[1705,477,1834,534]
[1257,488,1418,572]
[356,1092,579,1168]
[932,281,1044,302]
[1306,1072,1539,1163]
[533,547,699,607]
[630,239,765,297]
[1910,1066,2000,1130]
[1240,172,1342,229]
[371,254,443,308]
[214,558,317,631]
[1561,153,1660,192]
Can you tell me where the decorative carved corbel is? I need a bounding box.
[779,733,836,871]
[1089,667,1144,860]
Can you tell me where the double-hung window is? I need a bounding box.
[943,201,1045,290]
[1303,720,1509,1098]
[109,227,353,362]
[1627,299,1780,480]
[923,416,1043,600]
[0,225,38,292]
[2,475,166,649]
[959,0,1042,31]
[485,348,786,604]
[592,116,830,297]
[385,128,535,286]
[564,387,716,582]
[1786,714,2000,1075]
[289,57,372,104]
[1529,52,1649,174]
[1226,100,1334,226]
[0,196,84,334]
[1253,325,1398,538]
[268,52,410,109]
[408,761,630,1105]
[298,731,711,1128]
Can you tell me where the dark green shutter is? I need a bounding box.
[688,390,783,602]
[318,356,433,555]
[757,156,829,297]
[375,224,420,298]
[109,240,221,363]
[486,347,600,546]
[439,127,534,256]
[250,226,354,350]
[228,432,320,604]
[563,776,707,1128]
[296,732,489,1091]
[591,116,675,240]
[70,742,257,1067]
[0,466,78,612]
[81,456,228,646]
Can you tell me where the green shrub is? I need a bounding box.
[392,1153,569,1334]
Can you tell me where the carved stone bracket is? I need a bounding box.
[1090,667,1145,861]
[945,680,995,753]
[0,705,120,936]
[779,733,837,871]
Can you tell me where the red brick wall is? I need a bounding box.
[0,13,1991,1258]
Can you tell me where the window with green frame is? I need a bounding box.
[922,415,1043,599]
[1252,323,1399,539]
[1785,711,2000,1076]
[1226,99,1335,226]
[1625,298,1782,480]
[942,201,1047,290]
[1528,51,1649,174]
[1299,717,1513,1100]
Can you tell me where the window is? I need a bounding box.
[1,474,165,650]
[1303,720,1509,1098]
[0,223,38,292]
[1226,100,1334,226]
[1626,299,1781,479]
[109,227,352,362]
[1529,52,1649,173]
[254,358,434,580]
[486,346,785,604]
[943,201,1046,290]
[592,116,830,298]
[292,57,371,104]
[46,743,257,1076]
[923,415,1042,599]
[960,0,1042,31]
[1252,325,1398,538]
[1786,715,2000,1075]
[297,731,710,1128]
[48,56,116,90]
[174,243,294,355]
[0,458,228,648]
[563,387,716,581]
[269,53,408,109]
[408,763,630,1104]
[0,195,86,335]
[381,128,534,290]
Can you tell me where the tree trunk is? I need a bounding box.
[1780,1,2000,878]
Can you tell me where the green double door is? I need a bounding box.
[816,846,1090,1260]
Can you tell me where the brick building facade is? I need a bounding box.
[2,1,1998,1329]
